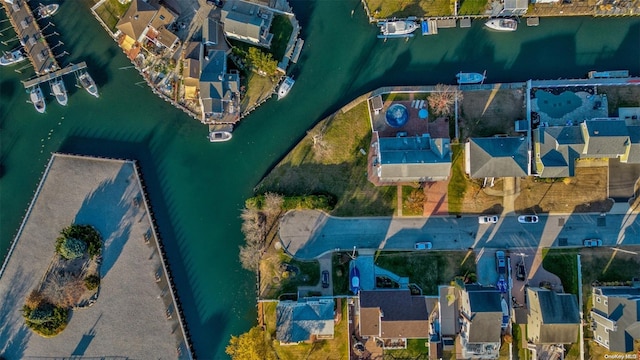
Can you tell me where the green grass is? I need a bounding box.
[332,253,352,295]
[366,0,454,18]
[513,324,528,360]
[278,253,321,296]
[270,15,294,61]
[239,72,276,113]
[384,338,429,358]
[374,251,475,295]
[94,0,131,32]
[447,144,467,214]
[458,0,489,14]
[256,102,397,216]
[541,249,579,295]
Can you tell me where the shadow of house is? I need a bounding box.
[276,298,335,344]
[73,165,134,277]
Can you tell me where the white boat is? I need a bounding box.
[38,4,59,19]
[29,86,46,114]
[0,49,26,66]
[78,71,99,98]
[485,18,518,32]
[208,131,232,142]
[277,76,295,100]
[379,20,418,37]
[50,78,68,106]
[456,71,486,84]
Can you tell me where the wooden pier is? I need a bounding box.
[1,0,59,75]
[21,61,87,89]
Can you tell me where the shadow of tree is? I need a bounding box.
[0,265,32,359]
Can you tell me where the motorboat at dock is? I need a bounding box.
[78,70,99,98]
[456,71,486,85]
[0,49,26,66]
[485,18,518,32]
[38,4,59,19]
[349,265,360,295]
[29,86,46,113]
[277,76,295,100]
[208,131,233,142]
[50,77,68,106]
[378,20,418,38]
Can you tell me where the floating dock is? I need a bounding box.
[21,61,87,89]
[421,20,438,35]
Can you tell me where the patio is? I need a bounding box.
[531,86,609,128]
[369,94,450,139]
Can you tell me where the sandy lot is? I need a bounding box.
[459,88,527,139]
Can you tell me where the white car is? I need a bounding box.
[518,215,539,224]
[414,242,432,250]
[479,215,499,224]
[583,239,602,247]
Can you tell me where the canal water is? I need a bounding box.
[0,0,638,357]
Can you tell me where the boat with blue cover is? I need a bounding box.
[456,71,486,85]
[350,265,360,295]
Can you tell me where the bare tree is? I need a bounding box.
[263,192,284,220]
[428,84,463,117]
[307,128,331,160]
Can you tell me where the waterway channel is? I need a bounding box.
[0,0,639,357]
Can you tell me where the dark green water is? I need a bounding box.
[1,0,638,357]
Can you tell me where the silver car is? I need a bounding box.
[518,215,539,224]
[478,215,499,224]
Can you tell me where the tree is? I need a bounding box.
[427,84,463,117]
[57,237,87,260]
[246,47,277,76]
[226,326,276,360]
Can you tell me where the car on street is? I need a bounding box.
[495,251,506,275]
[516,262,526,281]
[414,241,433,250]
[478,215,499,224]
[518,215,539,224]
[322,270,330,288]
[583,238,603,247]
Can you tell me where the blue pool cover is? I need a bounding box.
[385,104,408,128]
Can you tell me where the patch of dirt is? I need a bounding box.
[515,166,612,213]
[459,88,526,139]
[40,254,99,309]
[459,178,503,215]
[598,85,640,116]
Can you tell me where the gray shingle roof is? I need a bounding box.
[591,286,640,352]
[582,120,630,157]
[468,137,528,178]
[378,136,452,182]
[534,126,584,177]
[276,300,334,343]
[359,290,431,338]
[623,126,640,163]
[464,286,503,343]
[528,288,579,344]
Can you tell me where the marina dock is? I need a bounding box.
[1,0,59,75]
[21,61,87,89]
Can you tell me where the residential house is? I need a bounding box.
[534,119,640,177]
[221,0,274,48]
[115,0,179,55]
[182,42,200,100]
[199,48,240,123]
[465,136,529,178]
[375,134,452,183]
[458,285,503,359]
[526,287,580,345]
[590,284,640,352]
[359,289,437,348]
[203,17,219,46]
[276,298,335,344]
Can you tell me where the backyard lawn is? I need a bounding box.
[374,250,476,295]
[239,72,276,114]
[259,249,320,299]
[447,143,467,215]
[94,0,130,32]
[384,338,429,358]
[365,0,454,18]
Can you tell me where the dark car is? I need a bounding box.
[496,251,506,275]
[322,270,330,288]
[516,262,526,281]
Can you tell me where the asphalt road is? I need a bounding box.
[279,209,640,260]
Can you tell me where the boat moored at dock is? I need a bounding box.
[277,76,295,100]
[50,78,68,106]
[378,20,418,38]
[208,131,233,142]
[485,18,518,32]
[456,71,486,85]
[37,4,59,19]
[78,71,99,98]
[0,49,26,66]
[29,86,46,113]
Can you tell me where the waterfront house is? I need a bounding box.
[590,284,640,352]
[221,0,274,48]
[203,18,219,46]
[198,49,240,123]
[526,287,580,345]
[465,137,529,179]
[276,298,335,344]
[359,289,437,349]
[458,285,502,359]
[115,0,179,57]
[374,134,452,183]
[534,119,640,177]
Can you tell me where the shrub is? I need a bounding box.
[22,302,69,337]
[84,274,100,290]
[25,289,45,309]
[58,224,102,259]
[57,237,87,260]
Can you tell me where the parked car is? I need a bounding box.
[322,270,330,288]
[583,238,603,247]
[516,262,526,281]
[495,251,506,275]
[478,215,499,224]
[518,215,539,224]
[414,242,433,250]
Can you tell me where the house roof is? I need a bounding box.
[183,41,200,60]
[203,17,218,45]
[222,0,264,39]
[623,126,640,163]
[276,299,334,343]
[149,5,176,30]
[468,137,528,178]
[378,136,452,182]
[464,285,503,343]
[592,286,640,352]
[116,0,158,41]
[582,120,629,157]
[183,58,199,87]
[156,26,178,48]
[359,290,431,338]
[527,288,579,344]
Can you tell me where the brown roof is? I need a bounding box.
[183,58,200,87]
[116,0,158,41]
[150,6,176,30]
[360,290,430,338]
[156,27,178,48]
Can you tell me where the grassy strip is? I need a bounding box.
[384,338,429,358]
[365,0,454,18]
[458,0,489,14]
[447,144,466,214]
[541,248,579,295]
[278,252,321,296]
[332,253,352,295]
[270,15,294,61]
[256,102,397,216]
